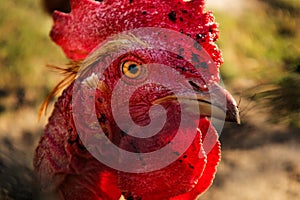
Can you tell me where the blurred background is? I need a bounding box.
[0,0,299,199]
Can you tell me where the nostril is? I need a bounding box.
[188,81,200,90]
[188,81,209,92]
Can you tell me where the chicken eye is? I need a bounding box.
[121,61,143,79]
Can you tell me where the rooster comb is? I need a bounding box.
[51,0,223,67]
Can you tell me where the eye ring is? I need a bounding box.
[121,61,144,79]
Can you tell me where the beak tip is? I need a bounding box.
[234,106,241,125]
[226,105,241,124]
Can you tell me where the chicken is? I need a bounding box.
[34,0,240,199]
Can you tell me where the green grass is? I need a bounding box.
[0,0,67,110]
[213,0,300,127]
[215,1,300,82]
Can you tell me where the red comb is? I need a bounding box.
[51,0,222,68]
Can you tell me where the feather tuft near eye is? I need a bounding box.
[82,73,100,89]
[38,62,80,120]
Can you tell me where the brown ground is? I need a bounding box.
[201,113,300,200]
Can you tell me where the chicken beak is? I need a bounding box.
[153,82,241,124]
[193,82,240,124]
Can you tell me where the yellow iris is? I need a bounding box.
[122,61,143,79]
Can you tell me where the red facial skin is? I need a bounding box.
[34,0,224,199]
[34,82,220,200]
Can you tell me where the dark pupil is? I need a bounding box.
[128,64,139,74]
